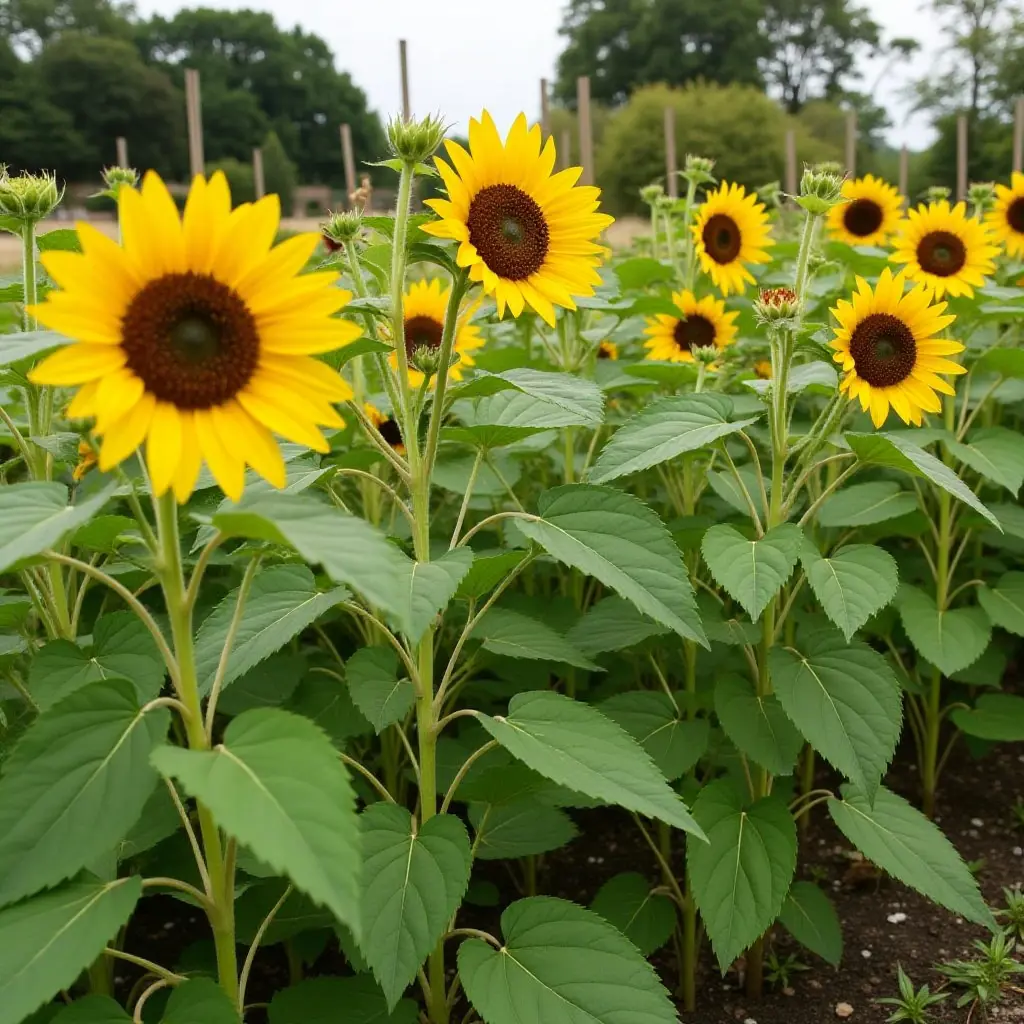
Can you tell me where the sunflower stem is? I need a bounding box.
[422,272,468,478]
[154,492,238,1004]
[681,177,699,291]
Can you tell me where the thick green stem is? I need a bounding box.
[21,220,38,334]
[680,177,699,291]
[422,275,467,476]
[155,493,238,1004]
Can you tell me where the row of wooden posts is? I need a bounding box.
[109,44,1024,212]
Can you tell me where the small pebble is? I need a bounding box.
[782,987,795,997]
[971,817,984,827]
[1014,846,1023,857]
[860,949,872,959]
[835,1002,854,1019]
[887,912,907,924]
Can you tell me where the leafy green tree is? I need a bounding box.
[0,0,133,55]
[261,129,296,214]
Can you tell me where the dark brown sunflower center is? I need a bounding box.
[378,417,404,449]
[597,343,613,359]
[848,312,917,388]
[916,230,967,277]
[404,314,444,358]
[702,214,742,265]
[466,183,549,281]
[843,198,884,238]
[673,315,716,352]
[1007,197,1024,234]
[120,272,259,409]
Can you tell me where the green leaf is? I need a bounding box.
[161,978,239,1024]
[613,256,674,290]
[455,551,528,601]
[745,360,837,396]
[817,481,918,528]
[802,544,899,641]
[0,331,66,370]
[977,347,1024,377]
[950,694,1024,741]
[234,879,334,942]
[285,672,371,746]
[701,523,804,622]
[0,594,31,630]
[601,690,709,781]
[397,548,474,643]
[0,482,113,572]
[29,611,166,711]
[828,784,994,928]
[898,584,991,676]
[118,783,182,861]
[590,872,676,957]
[443,423,544,448]
[687,781,797,972]
[0,877,141,1024]
[194,565,346,695]
[845,432,999,528]
[152,708,361,936]
[779,882,842,966]
[946,427,1024,495]
[36,229,81,253]
[269,976,418,1024]
[71,515,138,553]
[978,571,1024,636]
[51,996,130,1024]
[453,369,604,426]
[714,674,804,776]
[514,484,706,644]
[346,646,414,734]
[769,632,901,799]
[360,804,471,1008]
[478,691,705,837]
[458,897,677,1024]
[0,679,167,906]
[588,394,759,484]
[469,799,578,860]
[215,653,304,716]
[0,281,24,305]
[469,390,595,430]
[566,596,670,655]
[473,606,600,671]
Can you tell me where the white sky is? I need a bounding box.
[134,0,946,149]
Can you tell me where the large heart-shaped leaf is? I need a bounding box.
[816,481,918,528]
[473,606,600,671]
[269,977,417,1024]
[779,882,842,966]
[950,693,1024,741]
[469,800,578,860]
[566,596,669,655]
[589,872,676,957]
[453,369,604,426]
[51,995,131,1024]
[396,548,474,643]
[978,572,1024,636]
[801,544,899,641]
[898,584,991,676]
[346,647,414,734]
[714,674,804,776]
[946,427,1024,495]
[161,978,240,1024]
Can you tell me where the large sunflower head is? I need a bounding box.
[828,174,904,247]
[691,183,773,297]
[643,290,739,363]
[28,171,360,503]
[422,111,613,327]
[830,267,964,428]
[986,171,1024,258]
[889,200,1000,299]
[389,278,484,387]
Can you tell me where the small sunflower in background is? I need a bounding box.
[423,111,613,326]
[828,174,903,247]
[754,360,773,379]
[364,403,405,455]
[889,200,1000,299]
[389,278,484,387]
[28,171,359,502]
[830,267,963,428]
[692,183,773,296]
[72,439,97,482]
[986,172,1024,258]
[643,290,738,363]
[597,340,618,360]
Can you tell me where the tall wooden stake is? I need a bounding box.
[115,136,128,168]
[252,148,265,199]
[899,145,909,204]
[577,76,594,186]
[559,128,572,172]
[845,110,857,177]
[1014,97,1024,174]
[784,129,798,197]
[184,68,204,179]
[664,107,678,199]
[540,78,551,139]
[957,114,968,201]
[340,123,357,205]
[399,39,411,120]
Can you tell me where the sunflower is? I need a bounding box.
[828,174,903,247]
[986,172,1024,258]
[422,111,613,326]
[28,171,359,503]
[597,340,618,360]
[889,200,1000,299]
[72,439,97,482]
[643,290,738,363]
[364,403,405,455]
[754,360,773,380]
[830,267,963,428]
[389,278,484,387]
[691,183,773,296]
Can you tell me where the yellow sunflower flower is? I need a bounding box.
[643,290,738,363]
[830,267,963,428]
[390,278,484,388]
[828,174,904,247]
[28,171,359,503]
[889,200,1000,300]
[364,403,405,455]
[72,439,97,482]
[754,360,773,380]
[422,111,613,326]
[692,183,773,296]
[986,171,1024,258]
[597,340,619,360]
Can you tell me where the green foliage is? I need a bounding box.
[205,157,255,205]
[260,130,297,214]
[876,965,949,1024]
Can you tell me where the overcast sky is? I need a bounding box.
[135,0,947,149]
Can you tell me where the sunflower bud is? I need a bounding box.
[926,186,951,204]
[322,209,363,251]
[640,182,665,207]
[968,181,997,215]
[409,343,446,378]
[691,344,719,366]
[753,286,801,326]
[795,167,845,215]
[682,154,716,186]
[812,161,844,177]
[387,113,448,165]
[0,170,63,222]
[100,166,139,201]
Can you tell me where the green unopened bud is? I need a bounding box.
[99,165,139,201]
[0,170,63,222]
[925,186,951,204]
[753,286,801,327]
[795,167,845,215]
[654,194,676,213]
[691,344,719,366]
[640,182,665,207]
[322,209,363,251]
[682,154,716,185]
[409,343,453,378]
[812,161,844,177]
[968,181,997,215]
[387,113,448,165]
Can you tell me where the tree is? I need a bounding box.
[0,0,134,55]
[261,130,296,215]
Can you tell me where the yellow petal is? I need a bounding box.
[194,408,245,502]
[214,402,286,489]
[29,344,126,386]
[146,402,183,497]
[98,393,156,470]
[236,389,329,451]
[172,412,203,504]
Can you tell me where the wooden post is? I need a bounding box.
[115,136,128,168]
[898,145,909,204]
[576,75,594,186]
[560,128,572,172]
[540,78,550,139]
[664,107,678,199]
[340,123,357,204]
[1014,97,1024,174]
[845,110,857,177]
[957,114,968,201]
[399,39,411,120]
[252,148,265,199]
[184,68,204,178]
[785,129,798,197]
